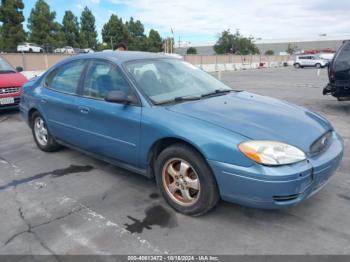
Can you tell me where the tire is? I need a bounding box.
[155,144,219,216]
[31,112,61,152]
[294,63,300,69]
[29,48,33,53]
[315,63,321,69]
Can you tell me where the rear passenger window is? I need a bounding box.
[335,43,350,71]
[83,61,129,99]
[46,60,86,94]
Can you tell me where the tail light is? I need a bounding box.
[329,60,335,81]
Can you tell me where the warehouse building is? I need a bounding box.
[175,35,349,55]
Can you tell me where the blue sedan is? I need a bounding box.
[20,52,344,215]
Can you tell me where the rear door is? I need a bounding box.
[40,59,88,147]
[76,60,142,166]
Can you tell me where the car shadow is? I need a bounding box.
[0,109,20,122]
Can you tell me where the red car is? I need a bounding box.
[0,57,27,110]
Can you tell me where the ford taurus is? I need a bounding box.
[20,52,344,215]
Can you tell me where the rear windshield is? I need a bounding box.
[335,42,350,71]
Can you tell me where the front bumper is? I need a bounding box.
[208,132,344,209]
[0,96,20,110]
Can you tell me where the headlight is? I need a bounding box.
[238,141,306,166]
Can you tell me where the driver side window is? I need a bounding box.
[83,61,129,99]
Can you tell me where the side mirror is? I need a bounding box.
[16,66,24,72]
[105,90,138,105]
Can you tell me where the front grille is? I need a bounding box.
[310,131,332,154]
[0,87,20,95]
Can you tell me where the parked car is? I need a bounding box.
[82,48,95,53]
[53,48,62,53]
[294,55,328,68]
[323,40,350,101]
[54,46,75,54]
[319,53,335,63]
[0,57,27,109]
[17,43,43,53]
[20,52,344,215]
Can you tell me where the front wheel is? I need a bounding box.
[315,63,322,69]
[31,112,61,152]
[155,144,219,216]
[294,63,300,69]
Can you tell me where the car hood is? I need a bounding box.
[166,91,332,153]
[0,72,27,88]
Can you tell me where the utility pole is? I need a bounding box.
[170,38,173,54]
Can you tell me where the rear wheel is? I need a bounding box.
[31,112,61,152]
[155,144,219,216]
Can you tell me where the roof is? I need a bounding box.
[50,51,175,69]
[76,51,172,64]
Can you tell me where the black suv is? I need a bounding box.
[323,40,350,101]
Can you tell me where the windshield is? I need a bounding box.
[125,59,232,104]
[0,58,15,73]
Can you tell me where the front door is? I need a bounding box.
[76,60,141,166]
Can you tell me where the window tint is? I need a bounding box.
[335,43,350,71]
[83,61,129,99]
[46,60,85,94]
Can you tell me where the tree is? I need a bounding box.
[0,0,26,51]
[125,17,147,51]
[286,43,297,55]
[214,30,233,54]
[27,0,60,46]
[62,11,80,47]
[102,14,128,49]
[186,47,197,55]
[265,49,274,55]
[214,29,259,55]
[147,29,162,52]
[80,7,97,49]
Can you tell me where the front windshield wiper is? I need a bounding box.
[201,89,234,98]
[174,95,201,102]
[155,95,201,105]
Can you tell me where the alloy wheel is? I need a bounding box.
[34,117,48,146]
[162,158,201,206]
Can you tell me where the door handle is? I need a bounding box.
[79,106,90,114]
[41,98,48,103]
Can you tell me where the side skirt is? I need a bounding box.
[56,139,150,178]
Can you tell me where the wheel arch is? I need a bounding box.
[28,107,40,127]
[146,137,209,179]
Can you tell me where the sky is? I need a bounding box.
[22,0,350,46]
